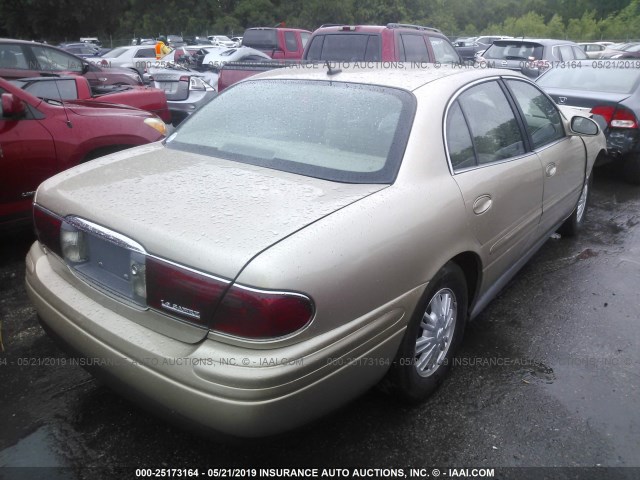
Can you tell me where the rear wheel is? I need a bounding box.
[558,174,592,237]
[384,262,468,403]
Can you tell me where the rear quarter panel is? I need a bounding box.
[236,75,480,343]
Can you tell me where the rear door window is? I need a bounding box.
[506,79,564,149]
[0,44,30,69]
[401,34,429,62]
[22,79,78,100]
[456,81,525,165]
[428,36,460,63]
[31,45,83,73]
[134,48,155,58]
[285,32,298,52]
[557,45,575,61]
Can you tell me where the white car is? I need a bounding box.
[207,35,237,48]
[201,46,271,70]
[89,45,171,76]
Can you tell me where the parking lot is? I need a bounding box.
[0,167,638,479]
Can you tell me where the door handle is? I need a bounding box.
[545,163,557,177]
[473,194,492,215]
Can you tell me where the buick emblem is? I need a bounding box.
[558,96,567,104]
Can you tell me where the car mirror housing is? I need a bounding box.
[570,116,599,136]
[1,93,27,118]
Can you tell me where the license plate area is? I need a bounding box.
[63,218,147,308]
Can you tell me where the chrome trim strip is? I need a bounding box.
[65,217,147,253]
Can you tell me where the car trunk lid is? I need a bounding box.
[36,144,385,339]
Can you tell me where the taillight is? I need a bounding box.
[146,256,228,327]
[212,285,314,340]
[591,105,638,128]
[33,205,63,257]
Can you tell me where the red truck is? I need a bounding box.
[0,78,166,229]
[241,27,311,60]
[216,23,461,92]
[12,76,171,123]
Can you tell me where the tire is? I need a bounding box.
[384,262,468,403]
[558,174,592,237]
[622,154,640,185]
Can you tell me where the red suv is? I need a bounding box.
[303,23,461,63]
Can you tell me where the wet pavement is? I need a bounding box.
[0,169,639,480]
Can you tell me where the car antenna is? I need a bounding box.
[324,60,342,76]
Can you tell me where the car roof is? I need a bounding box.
[493,38,577,46]
[249,64,524,92]
[312,23,443,35]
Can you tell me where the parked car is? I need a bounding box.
[0,39,143,87]
[207,35,236,47]
[477,38,588,77]
[90,45,164,77]
[304,23,461,64]
[131,38,156,46]
[147,61,217,125]
[231,36,243,46]
[26,65,604,437]
[454,35,511,62]
[242,27,311,59]
[80,37,101,47]
[537,64,640,183]
[599,42,640,59]
[577,42,613,59]
[200,46,271,70]
[166,35,186,48]
[0,78,165,229]
[11,76,171,123]
[59,42,101,58]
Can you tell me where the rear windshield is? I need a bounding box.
[483,42,543,60]
[243,29,278,49]
[305,34,381,61]
[537,66,640,94]
[166,79,415,183]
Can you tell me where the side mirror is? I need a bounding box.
[570,116,599,136]
[1,93,27,118]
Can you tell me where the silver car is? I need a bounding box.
[26,65,605,437]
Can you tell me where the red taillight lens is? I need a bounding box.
[146,257,229,327]
[212,285,314,340]
[33,205,63,257]
[591,105,638,128]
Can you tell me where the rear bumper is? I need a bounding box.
[25,242,409,437]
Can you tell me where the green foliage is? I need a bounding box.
[1,0,640,42]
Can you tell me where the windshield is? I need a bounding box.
[537,66,640,94]
[166,79,415,183]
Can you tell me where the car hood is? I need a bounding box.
[36,143,385,280]
[63,99,154,117]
